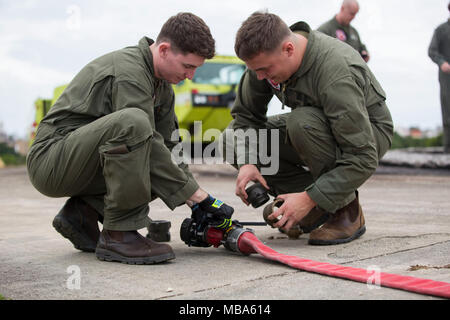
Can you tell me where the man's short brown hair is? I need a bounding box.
[234,11,291,60]
[157,12,215,59]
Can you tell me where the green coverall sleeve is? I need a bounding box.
[428,28,446,67]
[316,23,333,37]
[353,28,367,55]
[154,88,196,182]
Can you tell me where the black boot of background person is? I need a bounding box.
[52,197,101,252]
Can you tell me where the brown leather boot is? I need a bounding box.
[277,207,330,239]
[52,197,101,252]
[264,200,330,237]
[95,229,175,264]
[298,207,331,233]
[308,194,366,245]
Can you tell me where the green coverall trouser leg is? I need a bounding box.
[440,72,450,153]
[28,108,157,231]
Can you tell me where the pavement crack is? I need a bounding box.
[408,264,450,271]
[192,283,232,294]
[337,237,450,265]
[154,271,300,300]
[155,293,184,300]
[155,283,233,300]
[247,271,300,282]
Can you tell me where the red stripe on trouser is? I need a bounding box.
[238,232,450,299]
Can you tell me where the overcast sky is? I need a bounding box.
[0,0,449,138]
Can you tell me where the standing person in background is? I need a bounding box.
[317,0,370,62]
[429,2,450,153]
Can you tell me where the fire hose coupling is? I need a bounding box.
[223,226,255,255]
[263,199,302,239]
[245,182,270,208]
[180,217,254,254]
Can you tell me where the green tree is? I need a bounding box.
[390,132,443,150]
[0,142,26,165]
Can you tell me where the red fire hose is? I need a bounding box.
[234,231,450,299]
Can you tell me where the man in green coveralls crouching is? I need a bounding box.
[27,13,234,264]
[221,11,393,245]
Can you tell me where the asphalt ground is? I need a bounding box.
[0,165,449,302]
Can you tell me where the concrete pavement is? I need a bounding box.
[0,165,449,300]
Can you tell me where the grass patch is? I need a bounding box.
[0,294,9,300]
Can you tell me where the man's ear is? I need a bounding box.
[158,42,171,58]
[282,41,295,58]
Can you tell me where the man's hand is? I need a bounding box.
[441,62,450,74]
[268,192,317,231]
[191,195,234,230]
[235,164,270,205]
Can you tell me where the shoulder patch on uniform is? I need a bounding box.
[267,79,280,91]
[336,29,347,41]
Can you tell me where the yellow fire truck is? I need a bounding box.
[30,55,245,144]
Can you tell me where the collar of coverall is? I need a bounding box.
[333,15,352,30]
[287,21,317,81]
[138,36,156,79]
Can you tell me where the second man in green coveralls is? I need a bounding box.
[222,11,393,245]
[27,13,234,264]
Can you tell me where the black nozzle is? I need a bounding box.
[245,182,270,208]
[180,218,195,246]
[147,220,171,242]
[180,218,211,248]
